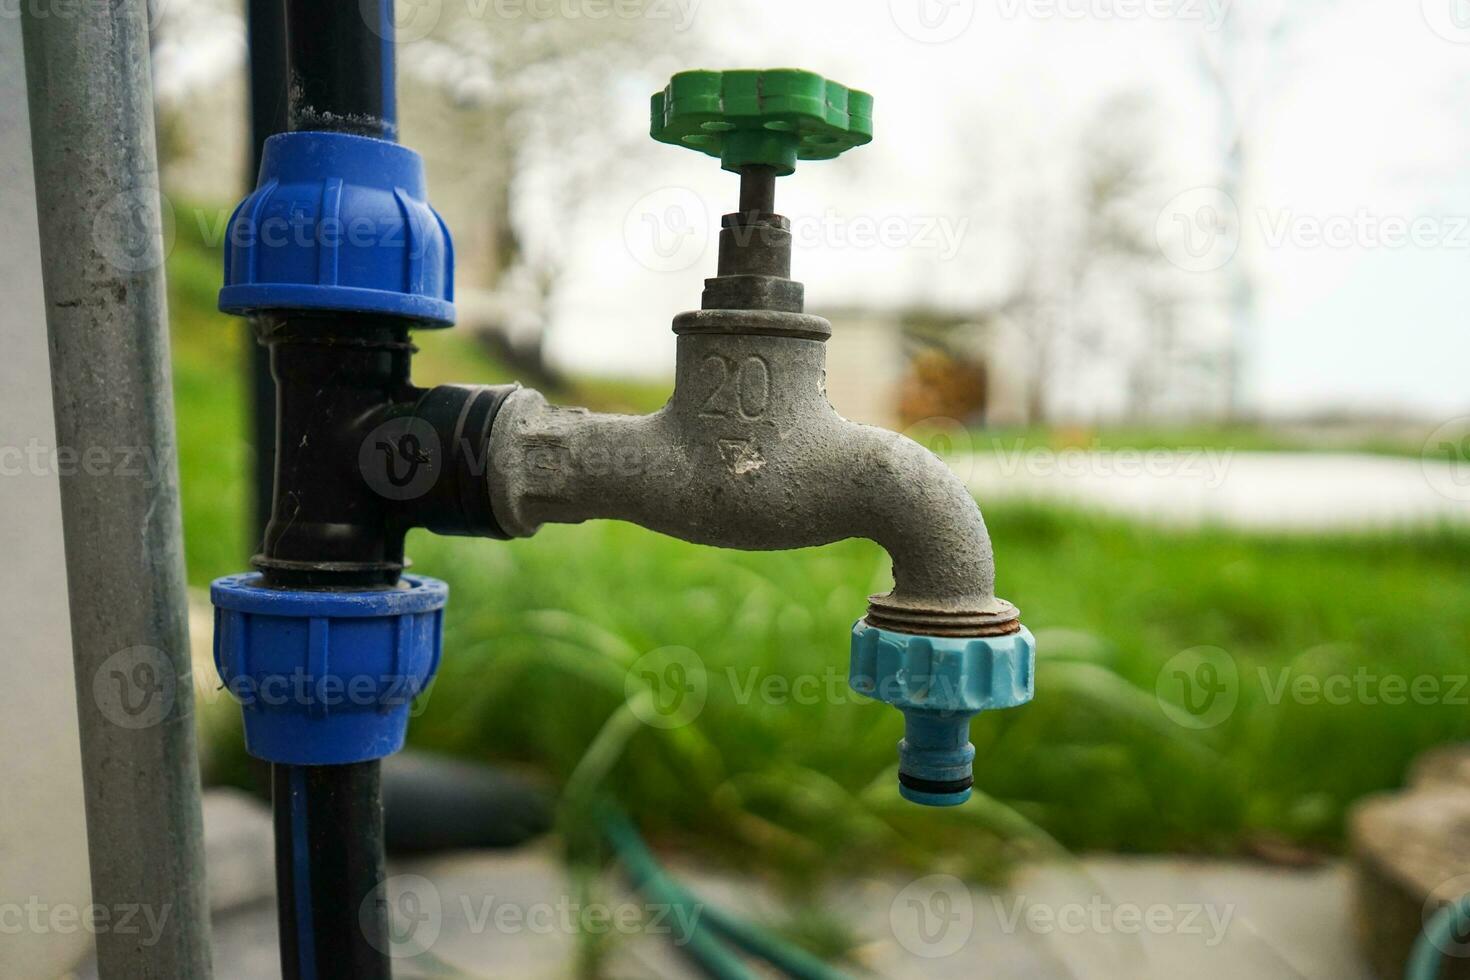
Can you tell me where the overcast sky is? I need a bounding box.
[534,0,1470,421]
[144,0,1470,420]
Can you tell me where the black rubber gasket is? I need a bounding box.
[898,772,974,795]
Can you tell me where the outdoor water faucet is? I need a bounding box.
[485,70,1036,806]
[215,68,1033,809]
[212,45,1041,980]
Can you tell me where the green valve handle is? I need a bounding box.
[650,69,873,176]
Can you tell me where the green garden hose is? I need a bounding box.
[599,809,855,980]
[1407,892,1470,980]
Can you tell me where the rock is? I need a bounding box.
[202,788,276,915]
[1410,745,1470,791]
[1350,744,1470,980]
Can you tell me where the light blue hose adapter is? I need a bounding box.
[850,620,1035,807]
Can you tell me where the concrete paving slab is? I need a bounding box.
[114,791,1376,979]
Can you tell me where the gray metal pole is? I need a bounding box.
[20,1,213,976]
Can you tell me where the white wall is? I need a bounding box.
[0,15,95,979]
[823,313,905,430]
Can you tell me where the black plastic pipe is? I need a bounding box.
[274,762,392,980]
[247,0,287,547]
[251,3,520,968]
[256,317,511,970]
[283,0,396,140]
[263,2,398,974]
[257,316,415,586]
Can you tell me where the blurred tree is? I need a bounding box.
[1197,0,1337,420]
[399,3,706,386]
[997,92,1201,426]
[150,0,248,186]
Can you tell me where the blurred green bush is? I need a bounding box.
[168,209,1470,883]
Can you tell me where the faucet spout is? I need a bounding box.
[485,310,1019,637]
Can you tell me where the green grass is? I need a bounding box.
[399,512,1470,877]
[168,215,1470,885]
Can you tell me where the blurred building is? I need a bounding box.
[822,307,1029,430]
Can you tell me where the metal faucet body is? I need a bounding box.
[486,306,1018,637]
[482,166,1032,806]
[487,167,1019,637]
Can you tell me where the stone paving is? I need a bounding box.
[70,789,1379,979]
